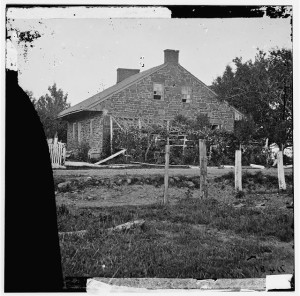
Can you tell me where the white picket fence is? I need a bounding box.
[47,138,66,168]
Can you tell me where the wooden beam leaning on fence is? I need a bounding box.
[199,139,208,199]
[163,142,170,205]
[235,149,242,192]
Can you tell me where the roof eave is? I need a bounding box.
[57,109,102,120]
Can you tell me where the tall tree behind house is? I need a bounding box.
[28,83,71,142]
[211,48,292,150]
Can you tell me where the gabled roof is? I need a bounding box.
[58,63,167,118]
[231,106,245,116]
[58,60,241,120]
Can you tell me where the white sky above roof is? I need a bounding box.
[6,6,292,106]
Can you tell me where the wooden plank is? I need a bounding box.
[65,161,102,168]
[235,150,242,191]
[130,162,190,168]
[199,140,208,198]
[110,115,113,154]
[250,164,265,169]
[277,151,286,190]
[163,144,170,205]
[112,116,125,132]
[107,219,145,232]
[59,230,87,237]
[94,149,126,165]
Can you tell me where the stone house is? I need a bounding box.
[58,49,241,158]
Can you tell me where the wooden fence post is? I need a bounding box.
[110,115,113,154]
[277,150,286,190]
[163,144,170,205]
[235,150,242,191]
[199,139,208,198]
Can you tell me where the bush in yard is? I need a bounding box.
[283,153,293,165]
[182,147,199,165]
[112,125,167,163]
[101,134,111,159]
[74,141,90,162]
[110,114,268,166]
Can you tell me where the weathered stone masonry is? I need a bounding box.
[61,49,235,155]
[66,113,103,153]
[95,64,234,130]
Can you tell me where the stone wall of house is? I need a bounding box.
[94,63,234,131]
[66,113,103,156]
[66,63,235,155]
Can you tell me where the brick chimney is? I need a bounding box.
[164,49,179,64]
[117,68,140,83]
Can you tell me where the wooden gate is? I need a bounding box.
[47,138,66,168]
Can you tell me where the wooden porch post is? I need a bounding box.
[110,115,113,154]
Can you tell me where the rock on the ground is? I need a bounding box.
[186,181,195,188]
[173,176,180,182]
[108,219,145,232]
[116,179,123,185]
[57,181,72,192]
[233,203,246,209]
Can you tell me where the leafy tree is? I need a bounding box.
[32,84,70,142]
[211,48,292,150]
[25,90,36,107]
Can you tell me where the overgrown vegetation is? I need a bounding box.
[108,111,286,166]
[26,83,70,142]
[109,113,238,166]
[57,193,293,278]
[211,48,292,150]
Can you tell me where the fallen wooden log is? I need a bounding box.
[224,165,234,169]
[107,219,145,232]
[65,161,102,168]
[130,162,190,168]
[95,149,126,165]
[250,164,265,169]
[58,230,87,237]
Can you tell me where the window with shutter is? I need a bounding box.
[182,86,192,103]
[153,83,164,100]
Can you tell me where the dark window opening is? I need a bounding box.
[211,124,220,130]
[182,86,192,103]
[153,83,164,100]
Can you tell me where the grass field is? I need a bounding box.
[56,169,294,279]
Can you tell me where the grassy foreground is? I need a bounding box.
[57,186,293,278]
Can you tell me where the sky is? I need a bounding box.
[7,7,293,107]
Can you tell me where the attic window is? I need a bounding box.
[153,83,164,100]
[182,86,192,103]
[211,124,221,130]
